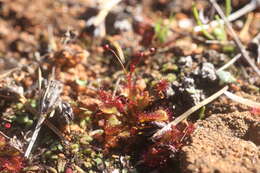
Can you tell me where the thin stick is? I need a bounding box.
[217,53,241,72]
[216,32,260,72]
[209,0,260,76]
[24,104,68,143]
[24,113,48,158]
[205,40,232,45]
[194,0,259,32]
[25,80,63,158]
[44,119,68,143]
[112,77,122,98]
[0,67,19,79]
[38,68,42,90]
[0,131,10,139]
[224,91,260,107]
[151,86,228,140]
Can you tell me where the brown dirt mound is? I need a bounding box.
[180,111,260,173]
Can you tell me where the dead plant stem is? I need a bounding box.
[151,86,228,140]
[209,0,260,77]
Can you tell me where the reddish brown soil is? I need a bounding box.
[181,111,260,173]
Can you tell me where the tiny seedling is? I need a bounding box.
[154,14,173,43]
[225,0,232,16]
[192,4,214,40]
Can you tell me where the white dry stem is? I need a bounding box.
[209,0,260,76]
[0,67,19,79]
[24,113,48,158]
[216,32,260,72]
[112,77,122,98]
[217,53,241,72]
[24,110,57,158]
[194,0,260,32]
[0,131,10,139]
[205,40,233,45]
[151,86,228,140]
[38,68,42,90]
[24,104,68,143]
[224,91,260,107]
[25,78,62,158]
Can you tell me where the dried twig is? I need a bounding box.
[0,131,10,139]
[194,0,260,32]
[205,40,233,45]
[209,0,260,76]
[151,86,228,140]
[24,104,67,143]
[0,67,19,79]
[224,91,260,107]
[0,131,24,153]
[25,71,63,158]
[217,32,260,72]
[112,77,122,98]
[217,53,241,72]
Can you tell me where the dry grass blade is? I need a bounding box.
[24,113,48,158]
[0,131,10,139]
[0,67,19,79]
[38,68,42,90]
[112,77,122,98]
[217,31,260,72]
[151,86,229,140]
[25,80,63,158]
[194,0,260,32]
[24,104,67,142]
[0,131,23,153]
[209,0,260,77]
[224,91,260,107]
[217,53,241,72]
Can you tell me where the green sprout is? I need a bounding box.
[192,4,214,40]
[193,1,231,42]
[75,78,87,86]
[225,0,232,16]
[213,15,227,41]
[198,106,206,120]
[155,15,173,43]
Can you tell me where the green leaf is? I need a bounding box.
[75,79,87,86]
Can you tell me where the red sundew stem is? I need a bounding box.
[98,90,126,113]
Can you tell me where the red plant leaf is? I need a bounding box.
[138,110,169,123]
[250,107,260,116]
[0,155,23,173]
